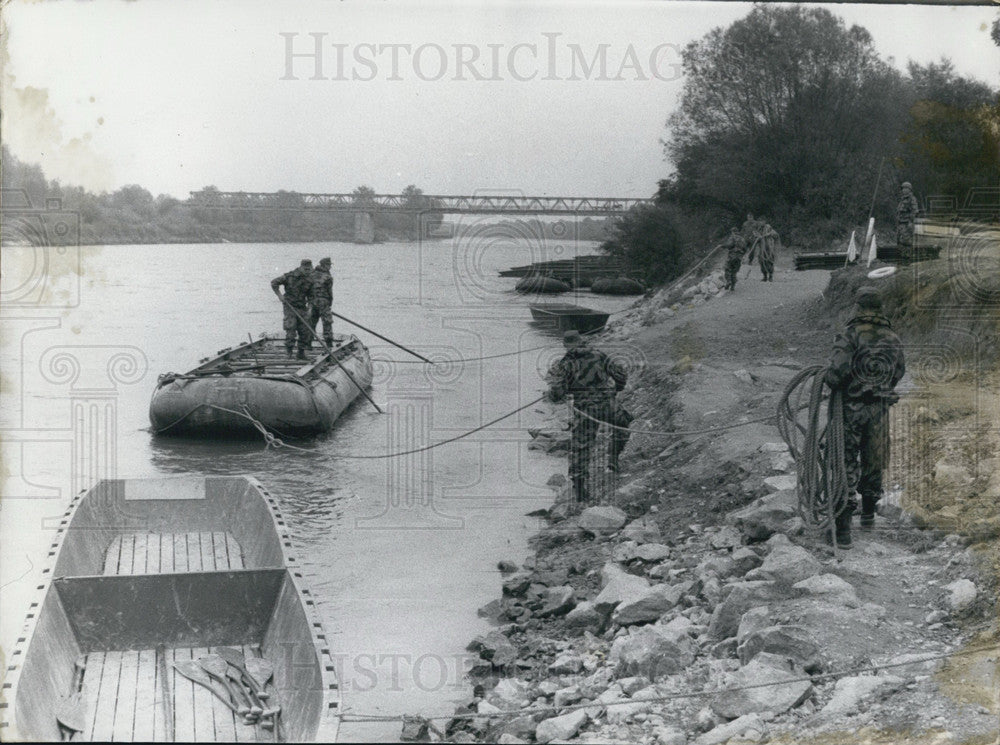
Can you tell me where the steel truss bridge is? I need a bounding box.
[188,191,653,216]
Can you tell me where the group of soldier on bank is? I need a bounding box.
[546,176,915,549]
[715,182,922,291]
[545,283,905,551]
[719,215,780,291]
[271,258,335,359]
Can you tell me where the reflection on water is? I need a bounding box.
[2,237,632,740]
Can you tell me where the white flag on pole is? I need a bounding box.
[846,231,857,262]
[867,234,878,267]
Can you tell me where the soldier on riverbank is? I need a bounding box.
[546,330,633,506]
[748,221,780,282]
[824,286,906,548]
[721,228,747,291]
[271,259,314,359]
[896,182,920,261]
[310,257,334,348]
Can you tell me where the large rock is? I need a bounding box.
[708,581,787,640]
[944,579,977,611]
[694,713,766,745]
[534,709,588,744]
[527,429,571,454]
[488,678,532,710]
[745,543,822,586]
[612,584,684,626]
[710,653,812,718]
[819,674,903,716]
[728,489,798,542]
[579,505,628,534]
[467,630,518,667]
[621,516,662,544]
[793,573,859,607]
[730,547,763,576]
[564,600,604,634]
[536,585,576,617]
[763,474,796,491]
[609,625,695,680]
[549,652,584,675]
[709,525,743,549]
[594,563,650,615]
[737,625,822,670]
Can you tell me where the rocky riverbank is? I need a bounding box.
[407,257,998,744]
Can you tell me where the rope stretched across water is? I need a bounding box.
[776,365,849,530]
[209,398,546,459]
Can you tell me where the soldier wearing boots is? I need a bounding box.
[824,286,906,548]
[310,257,334,348]
[546,331,633,505]
[271,259,314,359]
[720,228,747,291]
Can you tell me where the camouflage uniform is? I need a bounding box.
[752,223,779,282]
[896,183,920,261]
[824,298,905,541]
[722,230,747,291]
[310,260,334,347]
[548,342,632,501]
[271,261,314,357]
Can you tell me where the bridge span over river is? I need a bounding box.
[188,191,654,242]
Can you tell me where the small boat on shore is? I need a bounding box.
[529,303,611,334]
[149,333,374,436]
[3,475,341,742]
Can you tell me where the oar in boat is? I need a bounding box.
[173,660,240,714]
[156,645,174,742]
[56,656,87,740]
[326,308,434,364]
[215,654,263,718]
[275,294,383,414]
[247,649,282,739]
[217,647,268,700]
[198,655,254,719]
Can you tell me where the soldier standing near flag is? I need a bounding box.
[896,182,920,262]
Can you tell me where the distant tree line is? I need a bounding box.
[604,5,1000,286]
[1,147,454,245]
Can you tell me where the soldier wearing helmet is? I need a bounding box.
[824,286,906,548]
[310,257,335,348]
[896,182,920,261]
[546,330,633,506]
[271,259,314,359]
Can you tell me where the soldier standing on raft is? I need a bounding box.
[896,182,920,262]
[824,286,906,548]
[546,330,633,506]
[310,257,334,349]
[721,227,748,291]
[271,259,314,359]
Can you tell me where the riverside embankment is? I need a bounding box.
[429,250,999,745]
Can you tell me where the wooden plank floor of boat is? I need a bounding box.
[77,532,268,740]
[80,645,267,742]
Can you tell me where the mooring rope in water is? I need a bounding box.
[776,365,849,532]
[208,398,547,460]
[335,642,1000,725]
[569,404,778,437]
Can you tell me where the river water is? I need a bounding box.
[0,230,632,740]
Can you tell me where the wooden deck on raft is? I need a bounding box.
[78,532,266,741]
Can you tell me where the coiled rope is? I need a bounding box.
[777,365,849,531]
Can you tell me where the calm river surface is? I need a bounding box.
[0,232,632,740]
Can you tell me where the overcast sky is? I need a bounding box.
[2,0,997,199]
